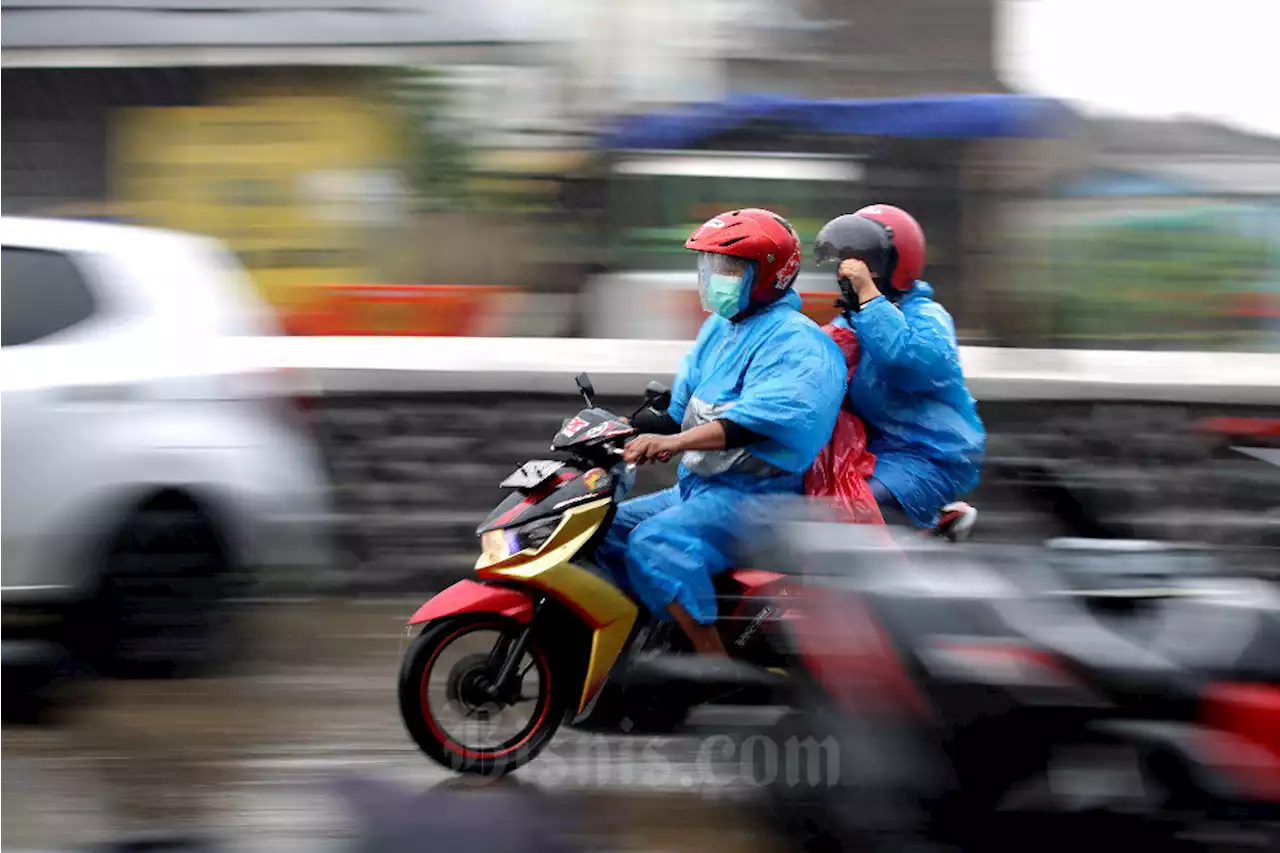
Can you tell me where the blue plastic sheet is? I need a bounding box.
[600,93,1073,150]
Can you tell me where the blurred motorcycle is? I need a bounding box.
[748,520,1280,853]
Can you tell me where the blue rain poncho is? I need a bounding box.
[596,291,846,624]
[833,282,986,527]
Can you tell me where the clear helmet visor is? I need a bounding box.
[696,252,756,318]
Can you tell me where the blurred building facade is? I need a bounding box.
[3,0,1277,350]
[3,0,1017,338]
[997,117,1280,350]
[2,0,566,331]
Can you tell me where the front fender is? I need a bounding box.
[407,580,535,626]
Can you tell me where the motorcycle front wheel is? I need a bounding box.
[398,615,566,775]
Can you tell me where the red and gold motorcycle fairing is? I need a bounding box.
[410,497,636,714]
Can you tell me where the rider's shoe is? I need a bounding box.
[931,501,978,543]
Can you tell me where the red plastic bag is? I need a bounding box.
[805,324,885,525]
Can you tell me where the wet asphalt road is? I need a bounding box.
[3,601,792,853]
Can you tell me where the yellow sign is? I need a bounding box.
[112,93,404,306]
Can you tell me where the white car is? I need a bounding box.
[1,217,332,676]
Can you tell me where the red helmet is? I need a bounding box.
[854,204,926,291]
[685,208,802,306]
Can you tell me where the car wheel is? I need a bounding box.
[96,497,234,679]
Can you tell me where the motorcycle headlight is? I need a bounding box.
[512,516,562,552]
[481,516,563,562]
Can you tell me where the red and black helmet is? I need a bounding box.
[685,208,802,307]
[854,204,926,291]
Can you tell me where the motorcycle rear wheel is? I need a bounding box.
[399,615,567,775]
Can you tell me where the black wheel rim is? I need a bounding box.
[419,623,552,760]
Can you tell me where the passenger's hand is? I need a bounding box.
[837,258,880,304]
[623,433,680,465]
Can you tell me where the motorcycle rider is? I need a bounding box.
[815,205,985,528]
[597,208,846,656]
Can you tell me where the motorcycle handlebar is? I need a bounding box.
[604,444,637,472]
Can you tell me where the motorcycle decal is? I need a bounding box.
[775,247,801,290]
[491,471,576,528]
[583,422,610,439]
[582,468,610,492]
[554,494,603,511]
[561,416,588,437]
[734,605,774,648]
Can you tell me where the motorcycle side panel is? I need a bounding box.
[407,580,536,626]
[478,497,638,712]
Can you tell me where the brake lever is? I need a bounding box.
[604,443,637,472]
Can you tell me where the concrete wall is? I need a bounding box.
[307,393,1280,593]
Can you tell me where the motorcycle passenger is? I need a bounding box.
[596,208,847,656]
[815,205,985,529]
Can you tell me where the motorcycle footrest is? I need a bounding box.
[624,653,787,692]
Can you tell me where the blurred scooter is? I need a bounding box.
[743,518,1280,853]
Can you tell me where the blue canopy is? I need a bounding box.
[599,93,1073,150]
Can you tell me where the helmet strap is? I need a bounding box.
[835,274,858,315]
[883,245,900,292]
[877,279,902,302]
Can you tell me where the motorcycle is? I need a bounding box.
[397,372,980,776]
[397,373,807,775]
[747,517,1280,853]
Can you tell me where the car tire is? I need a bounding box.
[94,497,234,679]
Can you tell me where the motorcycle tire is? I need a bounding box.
[399,615,567,776]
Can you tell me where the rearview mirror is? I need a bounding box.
[575,372,596,406]
[644,381,672,411]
